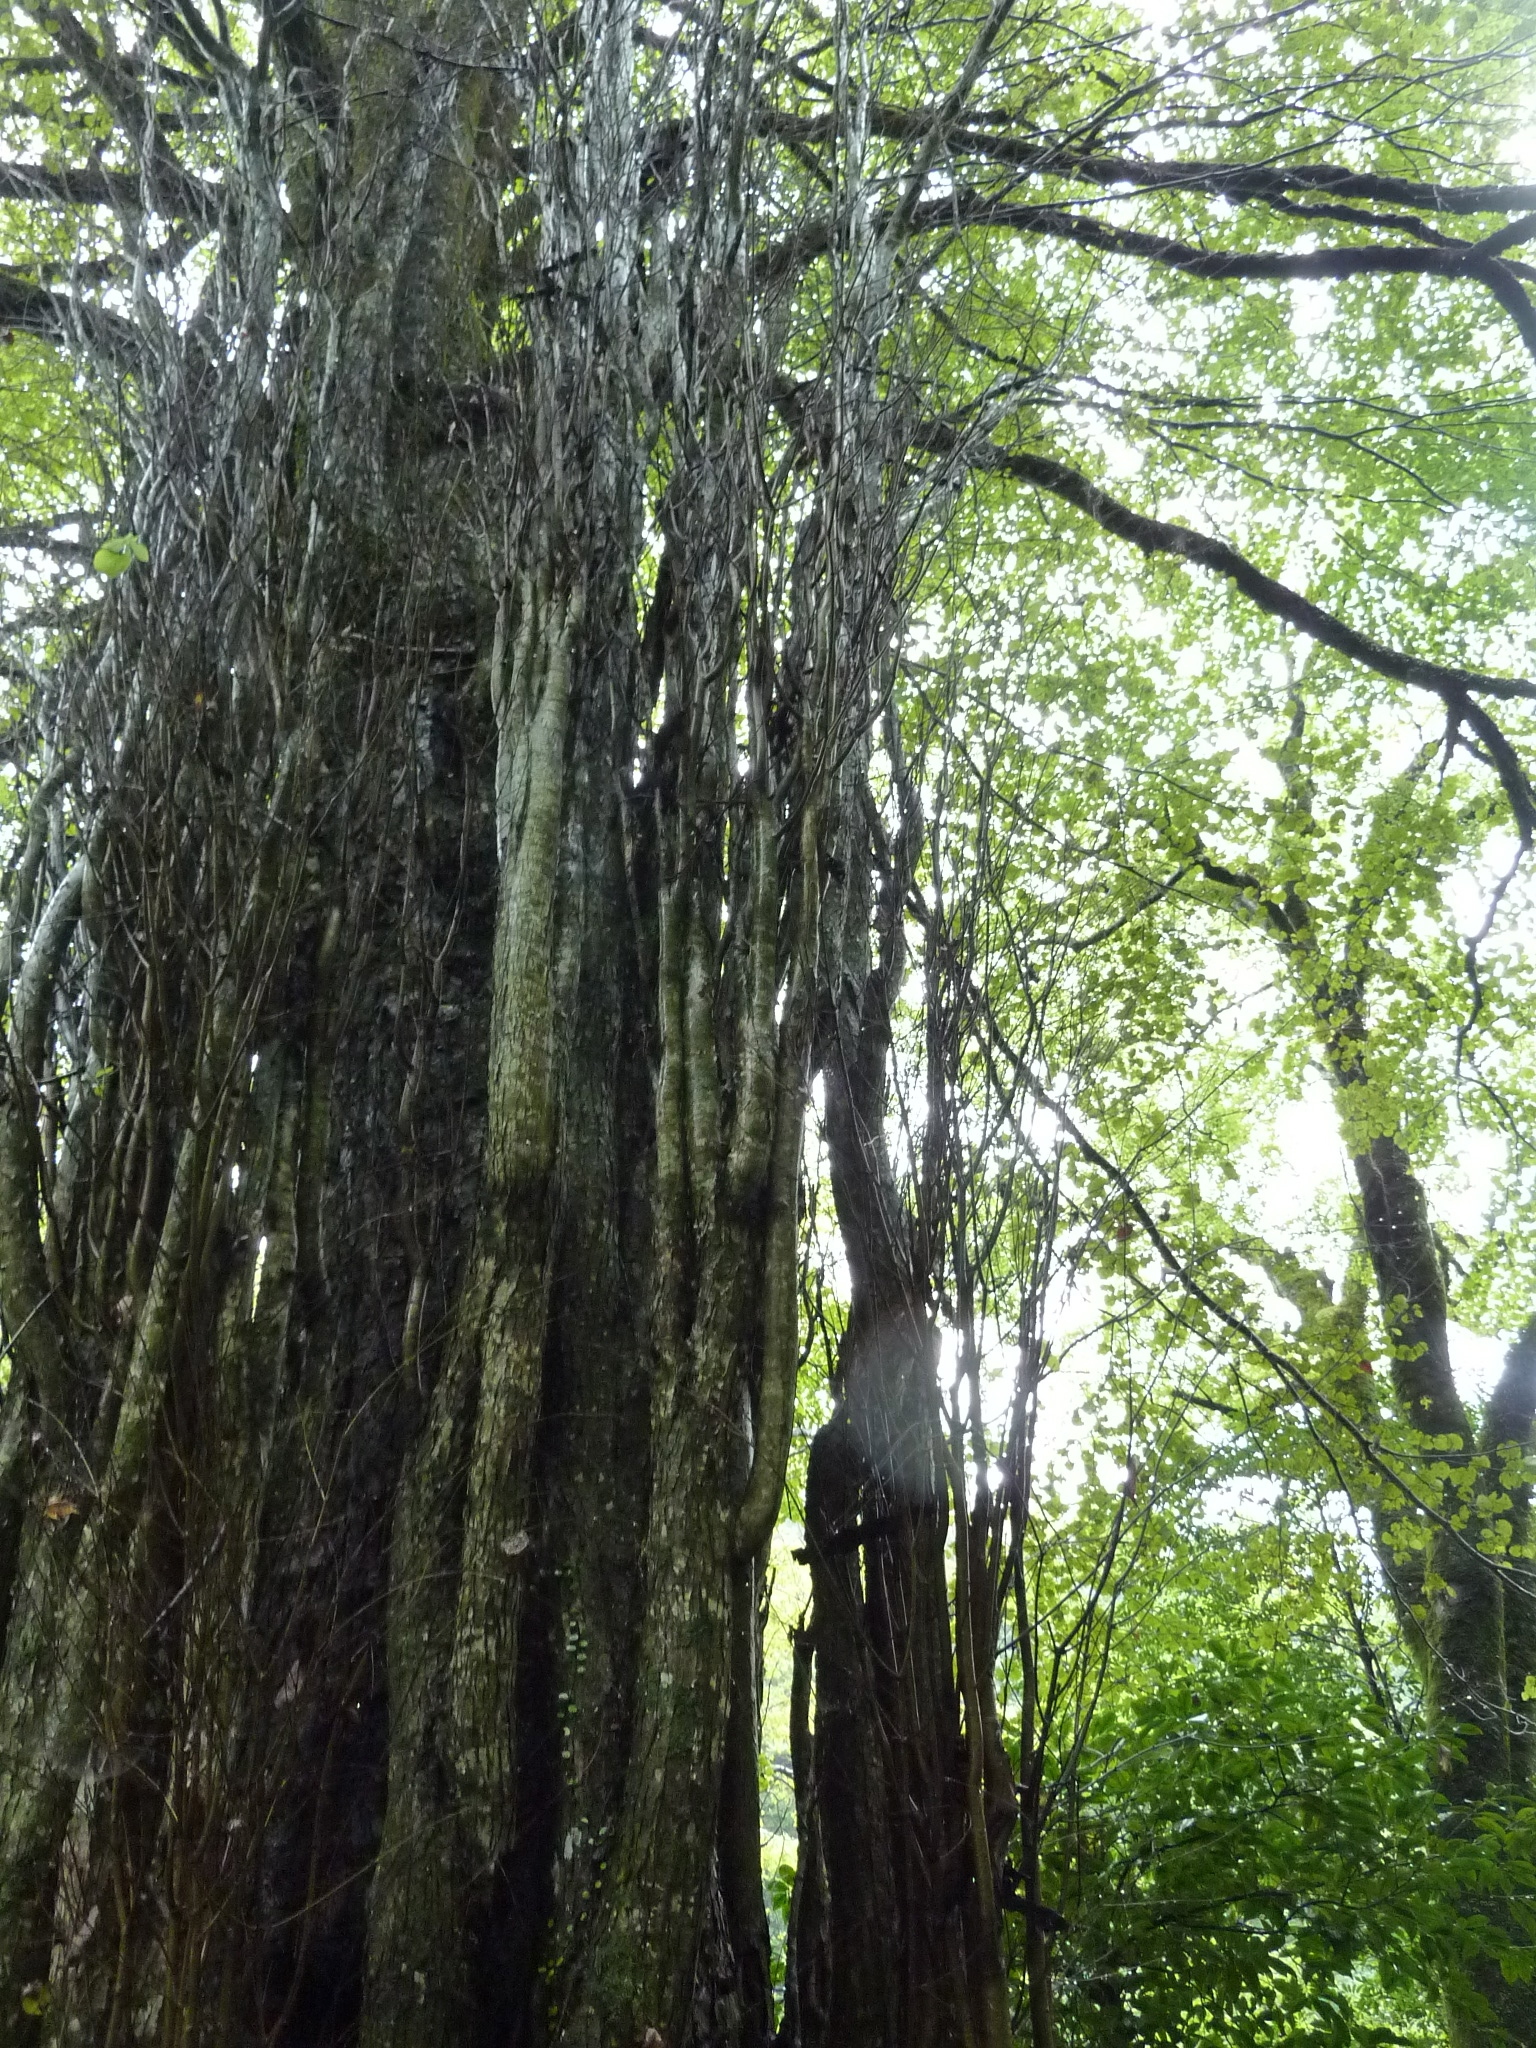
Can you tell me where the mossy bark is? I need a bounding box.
[0,3,911,2042]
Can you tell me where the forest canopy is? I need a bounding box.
[0,0,1534,2045]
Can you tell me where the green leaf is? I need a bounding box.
[92,533,149,576]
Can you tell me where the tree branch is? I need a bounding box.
[0,157,216,222]
[938,432,1536,842]
[0,520,94,562]
[762,109,1536,220]
[34,0,222,226]
[0,267,140,360]
[904,195,1536,360]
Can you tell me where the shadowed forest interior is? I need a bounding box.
[1,0,1535,2043]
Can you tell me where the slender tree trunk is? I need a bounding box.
[789,702,1014,2048]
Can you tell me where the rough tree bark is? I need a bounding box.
[0,2,836,2041]
[785,686,1017,2048]
[3,3,1534,2045]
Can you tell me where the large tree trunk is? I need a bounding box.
[0,4,835,2042]
[9,1,1531,2042]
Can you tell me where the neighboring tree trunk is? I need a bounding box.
[786,705,1015,2048]
[1349,1134,1536,2048]
[1199,739,1536,2047]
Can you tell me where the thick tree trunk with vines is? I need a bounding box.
[0,4,829,2043]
